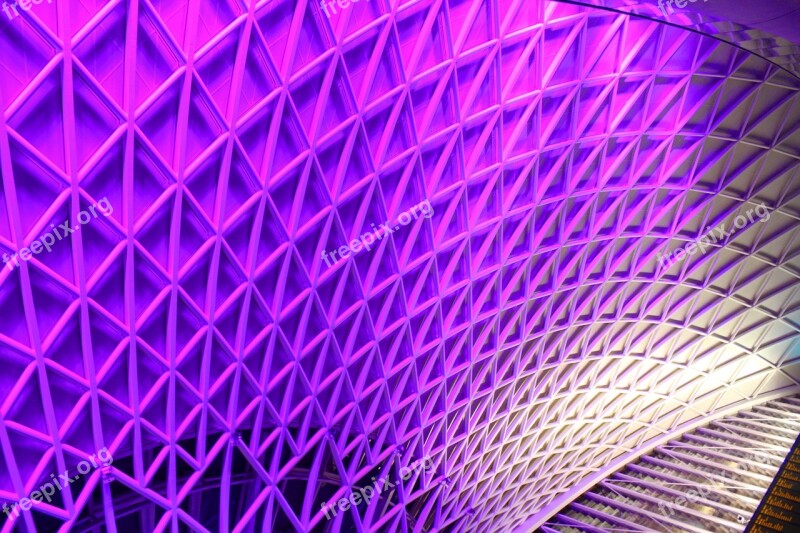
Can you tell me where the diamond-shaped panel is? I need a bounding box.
[0,1,798,532]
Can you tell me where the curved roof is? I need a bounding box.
[0,0,798,531]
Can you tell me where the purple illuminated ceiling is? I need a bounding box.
[0,0,798,532]
[576,0,800,77]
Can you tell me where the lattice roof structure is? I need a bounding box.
[0,0,798,532]
[543,396,800,532]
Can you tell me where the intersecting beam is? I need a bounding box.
[520,389,800,532]
[721,417,800,438]
[660,440,781,475]
[538,526,562,533]
[712,420,796,446]
[655,445,775,484]
[571,500,652,532]
[626,462,762,507]
[679,433,787,466]
[583,490,706,533]
[739,411,800,431]
[752,404,800,421]
[550,512,617,532]
[601,479,746,531]
[696,426,790,453]
[769,400,800,415]
[612,471,750,515]
[639,455,763,495]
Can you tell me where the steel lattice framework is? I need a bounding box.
[0,0,798,532]
[543,396,800,532]
[573,0,800,78]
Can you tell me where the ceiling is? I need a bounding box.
[0,0,798,532]
[571,0,800,75]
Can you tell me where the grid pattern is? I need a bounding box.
[0,0,798,532]
[571,0,800,78]
[542,396,800,532]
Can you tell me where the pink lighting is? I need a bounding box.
[0,0,797,531]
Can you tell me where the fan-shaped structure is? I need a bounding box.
[0,0,798,532]
[542,395,800,532]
